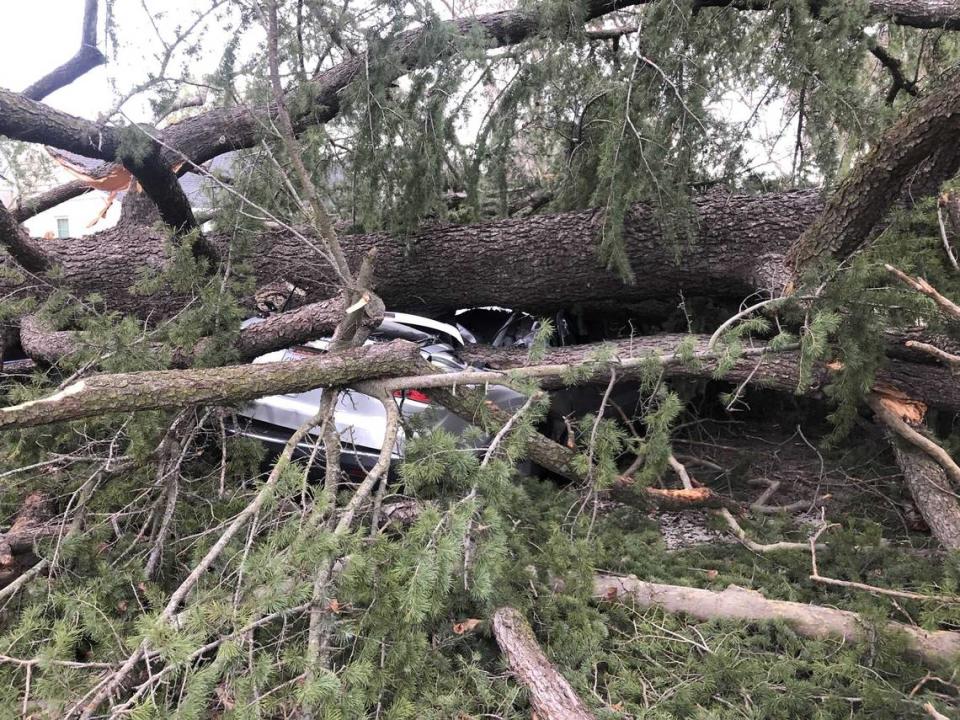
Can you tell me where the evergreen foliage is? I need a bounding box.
[4,0,960,717]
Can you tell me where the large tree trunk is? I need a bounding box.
[10,189,819,318]
[890,438,960,550]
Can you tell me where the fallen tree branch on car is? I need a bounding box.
[459,335,960,414]
[0,339,420,430]
[19,295,381,368]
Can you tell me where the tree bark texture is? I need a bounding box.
[594,574,960,669]
[4,189,820,319]
[890,438,960,550]
[491,607,596,720]
[0,493,55,587]
[459,335,960,414]
[0,339,421,430]
[788,63,960,272]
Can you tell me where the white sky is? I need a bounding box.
[0,2,235,122]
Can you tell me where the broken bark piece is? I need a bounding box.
[594,575,960,669]
[491,607,596,720]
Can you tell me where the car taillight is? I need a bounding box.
[393,389,432,404]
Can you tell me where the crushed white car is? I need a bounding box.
[235,311,528,477]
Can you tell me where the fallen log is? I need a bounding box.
[0,339,421,430]
[2,190,820,318]
[459,335,960,413]
[491,607,596,720]
[593,574,960,669]
[19,294,380,368]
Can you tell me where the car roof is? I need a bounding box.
[382,312,464,345]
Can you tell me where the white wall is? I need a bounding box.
[22,189,121,239]
[1,167,121,239]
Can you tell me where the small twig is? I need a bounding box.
[937,204,960,272]
[886,264,960,321]
[810,522,960,603]
[707,296,785,351]
[905,340,960,366]
[717,508,814,553]
[748,478,822,514]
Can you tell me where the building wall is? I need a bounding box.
[0,169,121,239]
[22,190,121,238]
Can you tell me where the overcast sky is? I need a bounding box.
[0,2,234,121]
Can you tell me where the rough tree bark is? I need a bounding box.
[0,339,420,430]
[788,63,960,273]
[594,574,960,669]
[459,335,960,414]
[491,607,596,720]
[889,439,960,550]
[1,189,821,322]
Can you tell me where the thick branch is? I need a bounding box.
[21,0,105,102]
[459,335,960,414]
[19,296,376,367]
[0,89,119,160]
[13,179,93,223]
[0,201,49,273]
[0,339,420,430]
[491,607,596,720]
[697,1,960,29]
[20,0,960,223]
[594,574,960,668]
[787,64,960,273]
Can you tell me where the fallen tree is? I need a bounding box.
[0,188,820,322]
[0,339,419,430]
[4,0,960,716]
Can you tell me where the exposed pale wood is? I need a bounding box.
[594,574,960,668]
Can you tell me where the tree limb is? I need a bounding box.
[594,574,960,669]
[21,0,106,102]
[491,607,596,720]
[787,64,960,274]
[0,339,420,431]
